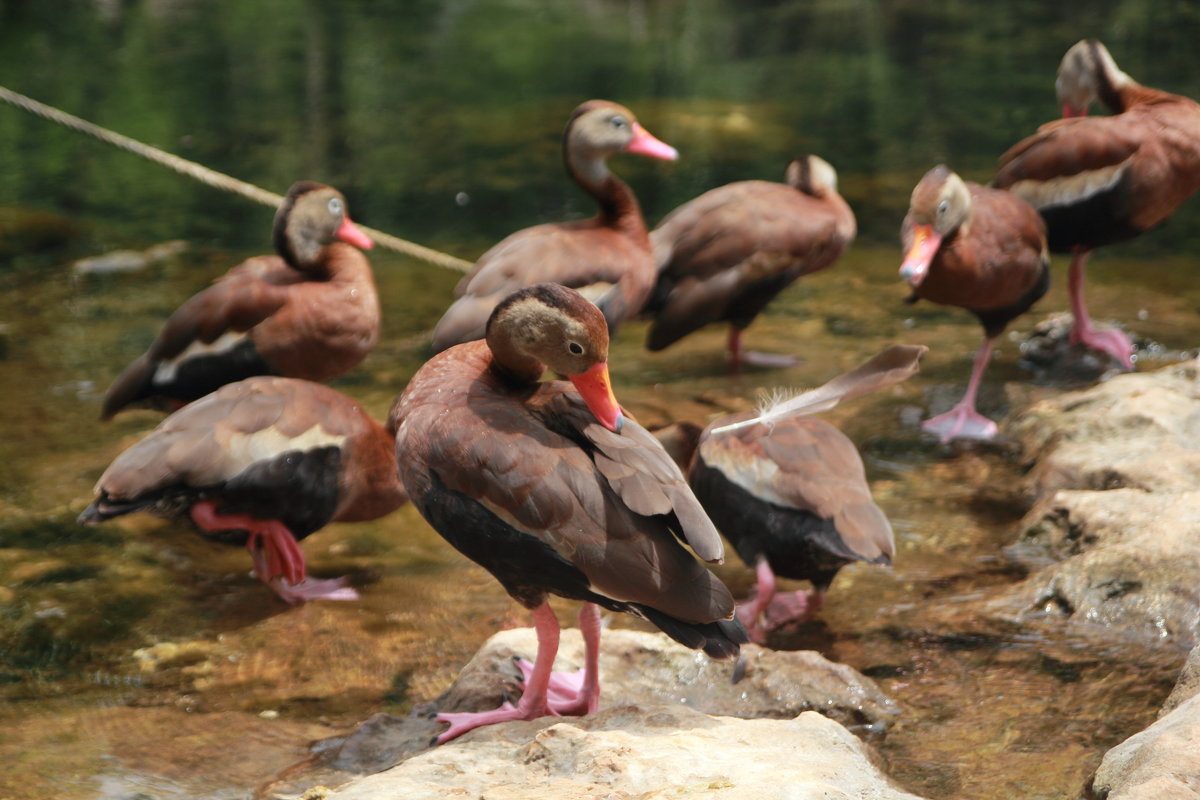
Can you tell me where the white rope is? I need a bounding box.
[0,84,473,273]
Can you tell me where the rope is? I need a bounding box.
[0,84,474,273]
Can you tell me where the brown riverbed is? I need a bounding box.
[0,242,1195,800]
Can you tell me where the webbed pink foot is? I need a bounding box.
[515,658,595,715]
[1070,323,1134,370]
[435,700,532,744]
[739,350,800,370]
[763,588,823,630]
[922,403,998,443]
[268,575,359,605]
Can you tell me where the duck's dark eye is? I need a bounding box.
[937,200,950,216]
[568,342,585,355]
[611,115,628,129]
[328,197,344,216]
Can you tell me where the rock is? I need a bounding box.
[267,627,899,796]
[71,239,187,276]
[325,705,927,800]
[985,489,1200,645]
[1084,694,1200,800]
[1162,645,1200,716]
[1010,360,1200,503]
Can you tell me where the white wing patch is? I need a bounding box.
[155,331,249,384]
[1009,157,1132,211]
[218,424,346,476]
[699,441,791,508]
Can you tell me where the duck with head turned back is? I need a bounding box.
[392,283,746,743]
[993,39,1200,369]
[430,100,678,353]
[81,376,407,604]
[656,345,923,642]
[901,166,1049,442]
[644,155,856,372]
[101,181,378,419]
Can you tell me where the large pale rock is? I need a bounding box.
[1084,694,1200,800]
[270,627,899,794]
[985,489,1200,645]
[326,705,927,800]
[1011,361,1200,502]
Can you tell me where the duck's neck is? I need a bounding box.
[486,345,546,388]
[566,152,647,235]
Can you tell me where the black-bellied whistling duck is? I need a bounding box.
[993,39,1200,369]
[100,181,378,418]
[901,166,1049,442]
[656,346,923,642]
[392,283,745,743]
[80,376,406,604]
[430,100,678,353]
[644,155,856,371]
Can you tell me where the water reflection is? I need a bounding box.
[3,2,1200,799]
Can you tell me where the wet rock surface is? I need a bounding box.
[323,705,925,800]
[980,361,1200,647]
[269,626,901,796]
[1086,687,1200,800]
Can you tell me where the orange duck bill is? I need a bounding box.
[900,224,942,287]
[336,216,375,250]
[568,361,624,432]
[625,123,679,161]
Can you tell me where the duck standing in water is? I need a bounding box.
[101,181,378,418]
[81,377,407,604]
[993,39,1200,369]
[901,166,1049,442]
[430,100,678,352]
[393,283,745,743]
[644,155,856,372]
[657,346,923,642]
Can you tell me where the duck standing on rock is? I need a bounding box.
[644,155,856,372]
[993,39,1200,369]
[901,165,1049,442]
[430,100,678,353]
[80,377,407,604]
[101,181,378,418]
[656,345,923,642]
[392,283,746,743]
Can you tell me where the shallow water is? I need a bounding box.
[2,241,1197,799]
[4,2,1200,798]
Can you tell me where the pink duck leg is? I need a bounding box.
[189,501,358,604]
[516,603,602,716]
[1066,249,1134,370]
[735,557,778,644]
[437,601,565,743]
[923,337,1000,443]
[729,327,799,374]
[763,587,825,630]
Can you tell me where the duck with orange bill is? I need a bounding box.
[431,100,678,353]
[101,181,378,418]
[900,165,1049,443]
[80,377,407,604]
[392,283,746,743]
[993,39,1200,369]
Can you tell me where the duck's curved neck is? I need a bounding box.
[566,152,647,235]
[486,344,546,388]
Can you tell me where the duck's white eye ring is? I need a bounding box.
[937,200,950,216]
[568,341,585,355]
[328,197,344,216]
[611,115,628,129]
